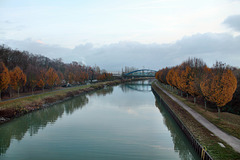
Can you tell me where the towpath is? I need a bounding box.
[155,82,240,153]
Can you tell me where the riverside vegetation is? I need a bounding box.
[155,58,239,116]
[0,45,113,101]
[152,82,240,160]
[154,57,240,159]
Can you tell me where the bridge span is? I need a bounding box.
[123,69,157,78]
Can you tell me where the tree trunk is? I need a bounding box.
[204,99,207,111]
[218,107,221,118]
[10,87,12,97]
[181,91,183,97]
[187,93,188,99]
[43,87,44,93]
[18,87,20,97]
[32,88,34,95]
[194,97,196,104]
[0,90,1,101]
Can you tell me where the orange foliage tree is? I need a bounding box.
[37,79,45,92]
[166,67,181,93]
[97,73,113,81]
[74,71,88,84]
[30,80,37,95]
[201,68,237,116]
[172,67,181,89]
[80,71,88,83]
[156,67,169,84]
[57,71,64,85]
[46,67,59,89]
[68,72,75,84]
[178,66,191,97]
[187,58,206,103]
[0,62,10,101]
[37,70,46,92]
[155,70,161,82]
[166,67,175,87]
[188,75,201,103]
[10,66,27,97]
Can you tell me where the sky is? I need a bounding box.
[0,0,240,71]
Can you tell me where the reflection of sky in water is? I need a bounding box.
[0,81,199,160]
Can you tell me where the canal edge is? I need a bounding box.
[0,78,148,125]
[151,81,213,160]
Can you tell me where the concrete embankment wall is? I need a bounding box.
[152,83,213,160]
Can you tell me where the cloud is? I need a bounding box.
[4,20,12,24]
[223,14,240,32]
[0,38,72,60]
[36,40,44,44]
[1,33,240,71]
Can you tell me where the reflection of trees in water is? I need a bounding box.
[155,98,199,160]
[64,95,89,115]
[0,95,89,155]
[120,80,152,93]
[88,86,113,97]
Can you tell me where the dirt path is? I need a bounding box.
[155,82,240,153]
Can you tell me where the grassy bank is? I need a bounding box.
[152,82,240,160]
[157,81,240,140]
[0,79,140,124]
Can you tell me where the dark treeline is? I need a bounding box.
[155,58,240,115]
[0,45,113,100]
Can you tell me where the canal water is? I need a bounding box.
[0,80,199,160]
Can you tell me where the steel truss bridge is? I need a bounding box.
[123,69,157,77]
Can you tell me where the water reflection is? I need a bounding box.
[0,95,89,155]
[155,97,199,160]
[88,86,113,97]
[120,80,153,92]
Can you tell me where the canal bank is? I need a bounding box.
[0,78,148,125]
[152,81,240,160]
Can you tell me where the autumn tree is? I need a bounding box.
[178,66,191,97]
[68,72,75,84]
[227,68,240,113]
[199,66,212,109]
[37,79,45,92]
[166,66,181,93]
[155,70,161,81]
[46,67,59,90]
[187,58,206,103]
[201,65,237,117]
[80,71,88,83]
[0,62,10,101]
[37,69,47,92]
[29,80,37,95]
[97,73,112,81]
[97,74,105,81]
[166,67,175,88]
[172,67,179,89]
[157,67,170,84]
[10,66,27,97]
[57,71,64,85]
[26,64,38,95]
[75,70,87,84]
